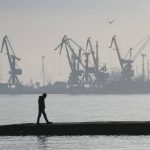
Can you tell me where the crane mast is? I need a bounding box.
[1,35,22,88]
[95,41,99,71]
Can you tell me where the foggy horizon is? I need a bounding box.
[0,0,150,85]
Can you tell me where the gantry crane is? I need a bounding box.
[55,35,98,87]
[85,37,108,87]
[55,35,84,87]
[109,35,134,81]
[1,35,22,88]
[55,35,109,88]
[109,35,150,82]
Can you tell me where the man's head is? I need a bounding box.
[42,93,47,98]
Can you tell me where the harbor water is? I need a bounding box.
[0,94,150,149]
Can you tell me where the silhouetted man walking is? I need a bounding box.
[37,93,51,124]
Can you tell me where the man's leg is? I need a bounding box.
[37,110,41,124]
[42,110,50,123]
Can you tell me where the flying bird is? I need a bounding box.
[109,20,114,24]
[106,19,115,24]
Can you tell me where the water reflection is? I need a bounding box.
[37,136,48,150]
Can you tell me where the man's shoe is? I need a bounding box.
[47,121,52,124]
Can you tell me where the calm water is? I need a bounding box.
[0,94,150,149]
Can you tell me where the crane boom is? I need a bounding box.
[86,37,97,70]
[109,35,124,70]
[132,38,150,61]
[1,36,13,70]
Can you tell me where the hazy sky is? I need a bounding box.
[0,0,150,85]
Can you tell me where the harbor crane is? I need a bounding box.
[109,35,134,81]
[109,35,150,82]
[55,35,109,88]
[55,35,84,87]
[1,35,22,88]
[86,37,108,87]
